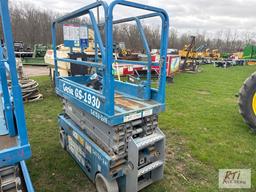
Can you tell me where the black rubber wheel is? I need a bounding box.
[59,129,67,150]
[239,72,256,131]
[95,173,118,192]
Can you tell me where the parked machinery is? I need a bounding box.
[114,42,139,61]
[179,36,202,73]
[14,41,33,58]
[210,49,221,60]
[32,44,48,58]
[195,44,208,58]
[195,44,212,64]
[130,54,180,84]
[179,35,196,60]
[21,44,49,66]
[0,0,34,191]
[242,44,256,65]
[213,45,256,68]
[52,1,169,192]
[239,72,256,131]
[14,41,25,52]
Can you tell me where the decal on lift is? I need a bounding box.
[68,136,85,167]
[63,24,80,47]
[62,82,101,110]
[70,131,107,166]
[90,109,108,124]
[85,141,92,154]
[73,130,92,154]
[143,109,153,117]
[92,149,108,166]
[63,24,89,48]
[73,131,85,146]
[124,112,142,122]
[124,109,153,122]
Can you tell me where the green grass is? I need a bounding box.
[23,57,46,66]
[25,65,256,191]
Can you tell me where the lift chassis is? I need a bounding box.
[53,1,169,191]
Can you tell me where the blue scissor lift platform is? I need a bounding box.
[53,1,169,191]
[0,0,34,191]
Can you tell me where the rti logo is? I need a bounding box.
[223,170,242,184]
[219,169,251,189]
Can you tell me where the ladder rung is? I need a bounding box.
[0,166,21,192]
[1,180,17,190]
[138,160,163,177]
[135,133,164,150]
[0,166,15,177]
[138,179,153,191]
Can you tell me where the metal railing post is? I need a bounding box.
[104,6,115,116]
[135,18,152,100]
[0,47,15,136]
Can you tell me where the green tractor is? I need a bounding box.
[239,73,256,131]
[243,45,256,60]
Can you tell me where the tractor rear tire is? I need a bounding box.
[239,72,256,131]
[95,173,118,192]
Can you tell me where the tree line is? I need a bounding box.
[2,2,255,53]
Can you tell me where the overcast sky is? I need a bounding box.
[12,0,256,39]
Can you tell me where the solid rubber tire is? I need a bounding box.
[95,173,118,192]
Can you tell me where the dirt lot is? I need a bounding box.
[23,65,49,77]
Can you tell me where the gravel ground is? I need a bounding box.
[23,65,49,77]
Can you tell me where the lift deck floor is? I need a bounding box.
[0,135,17,151]
[114,93,158,113]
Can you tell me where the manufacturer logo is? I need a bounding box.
[219,169,251,189]
[62,83,101,109]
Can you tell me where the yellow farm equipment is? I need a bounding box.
[179,36,197,59]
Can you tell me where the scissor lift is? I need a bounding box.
[0,0,34,191]
[53,1,169,191]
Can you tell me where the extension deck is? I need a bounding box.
[56,76,164,126]
[0,136,17,151]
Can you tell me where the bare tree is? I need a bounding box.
[5,1,254,53]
